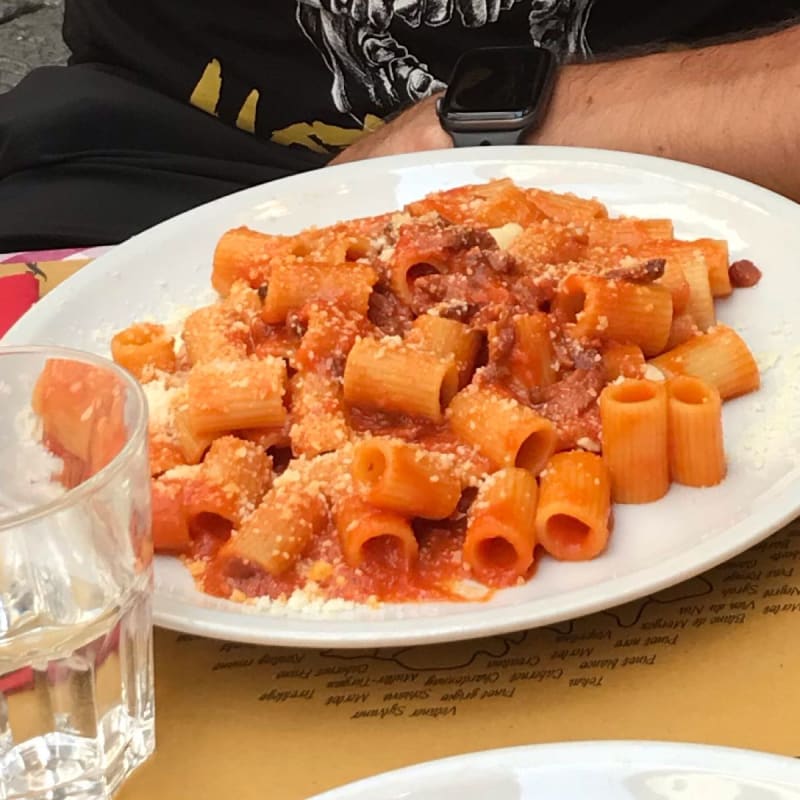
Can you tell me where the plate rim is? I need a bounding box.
[4,146,798,333]
[5,146,800,648]
[308,739,800,799]
[152,498,796,647]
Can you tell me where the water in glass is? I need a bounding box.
[0,348,154,800]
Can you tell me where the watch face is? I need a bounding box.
[442,46,556,119]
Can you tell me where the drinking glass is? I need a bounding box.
[0,346,154,800]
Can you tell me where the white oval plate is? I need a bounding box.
[5,147,800,647]
[308,741,800,799]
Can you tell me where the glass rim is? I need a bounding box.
[0,344,148,531]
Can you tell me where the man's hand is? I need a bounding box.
[331,95,452,164]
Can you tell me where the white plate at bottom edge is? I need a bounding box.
[309,740,800,799]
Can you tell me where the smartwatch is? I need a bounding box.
[436,45,558,147]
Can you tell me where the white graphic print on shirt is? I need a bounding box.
[295,0,596,119]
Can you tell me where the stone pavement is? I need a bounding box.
[0,0,68,93]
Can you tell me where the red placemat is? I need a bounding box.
[0,273,39,337]
[0,250,108,338]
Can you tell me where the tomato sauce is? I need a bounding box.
[140,180,720,609]
[196,512,526,604]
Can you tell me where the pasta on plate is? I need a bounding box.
[36,178,763,606]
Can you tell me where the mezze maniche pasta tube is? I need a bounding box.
[406,314,482,389]
[289,371,351,458]
[599,378,669,503]
[447,385,556,475]
[171,387,215,465]
[220,484,328,575]
[667,375,726,487]
[535,451,612,561]
[262,261,376,324]
[187,356,288,435]
[183,436,272,530]
[464,467,538,579]
[555,273,673,357]
[334,497,419,569]
[511,312,557,389]
[151,476,191,553]
[351,438,461,520]
[343,336,458,422]
[649,324,759,400]
[111,322,176,379]
[182,304,248,365]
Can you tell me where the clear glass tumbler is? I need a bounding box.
[0,346,154,800]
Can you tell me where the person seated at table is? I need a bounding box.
[0,0,798,250]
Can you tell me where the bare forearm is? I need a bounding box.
[530,24,800,200]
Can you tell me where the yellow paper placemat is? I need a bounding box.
[0,260,92,297]
[11,254,796,797]
[119,520,800,800]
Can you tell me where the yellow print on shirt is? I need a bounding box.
[189,58,383,150]
[271,115,383,153]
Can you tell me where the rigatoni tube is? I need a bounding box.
[511,312,557,389]
[171,387,215,464]
[262,261,376,324]
[111,322,176,379]
[389,224,450,302]
[151,476,191,553]
[464,468,539,579]
[289,371,351,458]
[447,385,556,475]
[693,238,732,298]
[586,217,674,248]
[601,342,645,381]
[187,356,288,435]
[352,438,461,520]
[182,304,248,365]
[677,249,716,332]
[220,484,328,576]
[334,497,419,569]
[183,436,273,529]
[536,452,612,560]
[554,273,673,357]
[343,336,458,422]
[599,378,669,503]
[649,324,759,400]
[211,226,285,296]
[406,314,482,388]
[667,376,726,487]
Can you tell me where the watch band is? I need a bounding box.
[447,128,526,147]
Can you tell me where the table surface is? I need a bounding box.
[3,254,798,799]
[118,519,800,800]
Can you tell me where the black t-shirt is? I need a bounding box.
[63,1,799,153]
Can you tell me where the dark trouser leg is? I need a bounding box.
[0,64,328,250]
